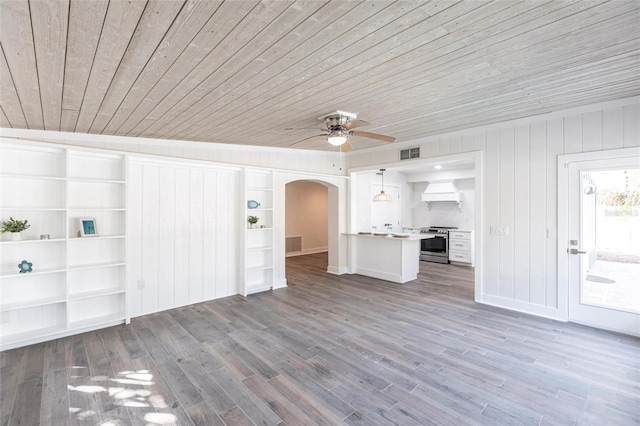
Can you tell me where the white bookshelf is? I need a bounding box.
[0,141,128,351]
[64,150,127,338]
[243,169,274,296]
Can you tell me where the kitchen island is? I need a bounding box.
[346,233,434,283]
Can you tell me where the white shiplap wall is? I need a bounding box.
[127,159,240,318]
[2,98,638,321]
[347,99,640,319]
[0,129,347,176]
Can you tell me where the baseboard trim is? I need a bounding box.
[478,294,564,321]
[272,279,287,290]
[354,267,403,284]
[285,247,328,257]
[327,265,350,275]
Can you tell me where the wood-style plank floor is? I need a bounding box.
[1,253,638,425]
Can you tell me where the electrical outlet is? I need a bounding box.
[137,280,145,290]
[0,312,10,324]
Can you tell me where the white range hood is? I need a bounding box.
[421,181,462,210]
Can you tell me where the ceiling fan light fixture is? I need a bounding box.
[290,112,395,149]
[327,134,348,146]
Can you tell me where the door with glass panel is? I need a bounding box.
[567,156,640,335]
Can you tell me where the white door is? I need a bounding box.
[371,184,400,232]
[567,156,640,335]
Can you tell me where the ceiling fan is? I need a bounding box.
[289,111,395,151]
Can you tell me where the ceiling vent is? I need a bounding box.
[400,147,420,160]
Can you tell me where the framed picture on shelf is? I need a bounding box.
[79,217,98,237]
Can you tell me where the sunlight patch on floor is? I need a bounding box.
[68,368,172,423]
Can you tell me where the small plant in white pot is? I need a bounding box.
[248,215,259,229]
[1,217,31,241]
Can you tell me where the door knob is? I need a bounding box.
[569,248,587,255]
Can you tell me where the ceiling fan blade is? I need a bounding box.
[341,141,353,152]
[350,131,395,143]
[342,119,369,130]
[290,134,327,147]
[284,127,325,131]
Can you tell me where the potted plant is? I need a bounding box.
[248,215,259,229]
[1,217,31,241]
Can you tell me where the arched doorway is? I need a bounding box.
[285,180,329,264]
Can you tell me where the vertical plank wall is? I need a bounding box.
[4,99,637,321]
[348,102,640,318]
[127,160,240,318]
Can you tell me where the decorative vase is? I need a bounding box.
[10,232,21,241]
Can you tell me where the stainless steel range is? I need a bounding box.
[419,226,457,263]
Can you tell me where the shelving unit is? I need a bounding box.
[0,141,128,351]
[64,150,127,338]
[243,169,274,296]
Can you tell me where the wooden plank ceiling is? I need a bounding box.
[1,0,639,151]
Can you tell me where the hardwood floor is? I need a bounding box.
[1,253,638,425]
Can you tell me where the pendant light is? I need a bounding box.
[373,168,393,202]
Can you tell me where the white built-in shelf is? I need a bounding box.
[247,264,273,272]
[67,177,125,184]
[1,266,67,278]
[68,312,126,330]
[248,246,273,252]
[0,207,66,211]
[244,169,274,297]
[0,238,66,245]
[246,284,272,295]
[1,296,66,312]
[0,173,66,181]
[69,288,126,301]
[0,142,129,350]
[68,261,126,271]
[0,325,67,346]
[67,207,126,211]
[68,235,125,241]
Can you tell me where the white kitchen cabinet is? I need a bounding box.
[351,233,423,283]
[449,230,474,266]
[0,141,128,350]
[243,169,274,296]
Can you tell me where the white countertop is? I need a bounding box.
[345,232,435,241]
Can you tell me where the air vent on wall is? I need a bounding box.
[400,147,420,160]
